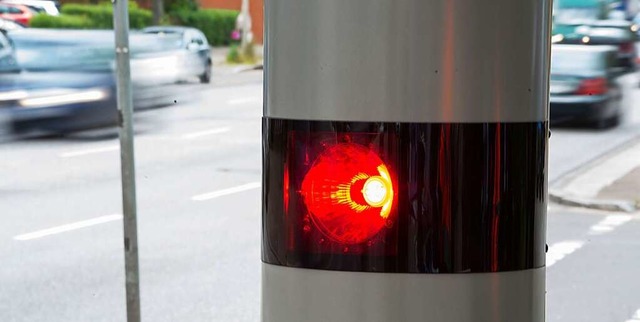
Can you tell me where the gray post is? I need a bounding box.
[152,0,163,26]
[112,0,141,321]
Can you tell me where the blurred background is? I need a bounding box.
[0,0,639,321]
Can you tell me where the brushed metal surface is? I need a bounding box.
[264,0,552,122]
[262,264,545,322]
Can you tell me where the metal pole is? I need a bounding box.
[240,0,252,47]
[152,0,163,26]
[112,0,141,321]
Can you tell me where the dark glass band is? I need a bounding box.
[263,118,547,273]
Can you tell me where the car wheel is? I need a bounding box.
[607,114,620,128]
[593,115,619,129]
[199,61,212,84]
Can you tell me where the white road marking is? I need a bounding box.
[547,240,585,267]
[589,215,632,235]
[14,214,123,241]
[59,145,119,158]
[182,127,230,140]
[624,308,640,322]
[228,97,261,105]
[192,182,261,201]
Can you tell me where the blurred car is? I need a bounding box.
[552,20,638,70]
[0,17,23,33]
[0,31,115,134]
[10,28,198,85]
[554,0,610,22]
[1,0,59,16]
[1,29,187,134]
[0,3,32,26]
[550,45,623,128]
[142,26,212,83]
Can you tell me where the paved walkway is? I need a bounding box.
[598,163,640,205]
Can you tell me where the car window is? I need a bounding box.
[197,32,208,45]
[8,6,23,13]
[26,5,45,13]
[0,6,8,13]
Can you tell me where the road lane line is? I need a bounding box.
[14,214,123,241]
[228,97,261,105]
[59,145,119,158]
[623,308,640,322]
[191,182,261,201]
[546,240,584,267]
[182,127,230,140]
[589,215,632,235]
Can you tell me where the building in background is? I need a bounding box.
[200,0,263,44]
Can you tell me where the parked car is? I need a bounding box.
[0,3,32,26]
[550,45,623,128]
[552,20,638,70]
[0,17,23,33]
[142,26,212,83]
[1,0,59,16]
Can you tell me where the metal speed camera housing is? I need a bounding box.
[262,0,552,321]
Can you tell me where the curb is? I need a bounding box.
[549,135,640,213]
[232,63,264,73]
[549,190,638,213]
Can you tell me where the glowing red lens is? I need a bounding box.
[301,143,395,245]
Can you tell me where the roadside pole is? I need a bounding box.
[112,0,142,321]
[152,0,163,25]
[239,0,253,49]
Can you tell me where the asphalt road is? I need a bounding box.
[1,72,640,322]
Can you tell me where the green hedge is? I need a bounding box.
[171,9,238,46]
[30,14,93,29]
[61,3,152,29]
[30,4,237,46]
[32,3,151,29]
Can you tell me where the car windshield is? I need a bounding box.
[25,5,45,13]
[143,30,186,48]
[551,49,606,74]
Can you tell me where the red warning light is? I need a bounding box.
[301,143,395,245]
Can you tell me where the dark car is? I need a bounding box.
[0,31,116,134]
[550,45,623,128]
[142,26,212,83]
[552,20,638,70]
[0,29,179,135]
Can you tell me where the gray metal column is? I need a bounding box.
[262,0,552,321]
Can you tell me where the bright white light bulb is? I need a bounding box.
[362,177,389,207]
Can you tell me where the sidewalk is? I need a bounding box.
[550,139,640,212]
[598,165,640,205]
[210,46,264,87]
